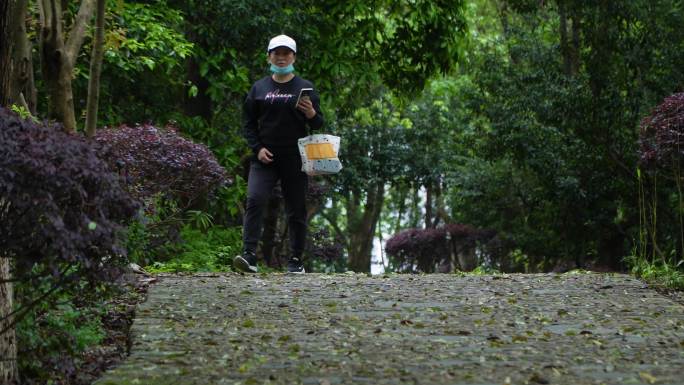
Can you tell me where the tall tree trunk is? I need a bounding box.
[1,5,18,380]
[38,0,96,132]
[184,56,213,120]
[433,178,450,227]
[85,0,105,137]
[559,2,572,76]
[181,17,212,120]
[0,257,17,384]
[394,188,406,234]
[347,183,384,272]
[10,0,35,113]
[0,0,12,106]
[424,183,433,229]
[409,185,421,228]
[559,2,581,77]
[570,10,581,75]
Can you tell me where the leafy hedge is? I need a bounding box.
[639,92,684,169]
[0,108,138,289]
[94,124,229,205]
[0,108,139,383]
[637,92,684,272]
[94,124,230,262]
[385,224,497,273]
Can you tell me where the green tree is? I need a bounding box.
[1,1,18,381]
[334,92,411,272]
[82,1,193,126]
[84,0,106,137]
[163,0,469,272]
[403,78,465,229]
[38,0,97,132]
[445,0,684,270]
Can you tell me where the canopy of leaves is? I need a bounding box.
[74,0,194,126]
[443,0,684,270]
[103,2,193,74]
[337,92,411,189]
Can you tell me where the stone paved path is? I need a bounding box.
[95,273,684,385]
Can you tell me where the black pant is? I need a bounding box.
[242,154,308,258]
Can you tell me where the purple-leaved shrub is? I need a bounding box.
[94,124,230,259]
[0,108,139,286]
[94,124,230,206]
[639,92,684,170]
[385,224,496,273]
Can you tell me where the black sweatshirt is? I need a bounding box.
[242,75,324,156]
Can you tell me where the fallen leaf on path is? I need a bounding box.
[639,372,657,384]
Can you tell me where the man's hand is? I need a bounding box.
[258,147,274,164]
[297,98,317,119]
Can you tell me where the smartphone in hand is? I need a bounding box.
[296,87,313,106]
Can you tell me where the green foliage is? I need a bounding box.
[104,2,193,74]
[163,0,468,127]
[166,0,288,98]
[145,225,242,273]
[75,0,194,125]
[186,210,214,231]
[626,252,684,290]
[16,288,106,382]
[338,91,411,188]
[298,0,467,98]
[9,104,37,122]
[403,78,460,187]
[219,178,247,218]
[19,303,104,355]
[124,217,150,265]
[167,114,248,223]
[169,114,245,168]
[441,0,684,270]
[450,265,502,277]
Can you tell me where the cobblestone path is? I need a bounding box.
[95,273,684,385]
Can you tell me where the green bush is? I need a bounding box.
[16,290,105,383]
[95,124,231,265]
[626,252,684,290]
[146,225,242,273]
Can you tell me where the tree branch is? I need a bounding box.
[320,210,349,246]
[65,0,96,63]
[0,264,73,336]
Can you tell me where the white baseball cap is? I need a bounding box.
[267,34,296,53]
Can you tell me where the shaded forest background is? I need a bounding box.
[1,0,684,383]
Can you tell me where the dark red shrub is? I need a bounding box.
[307,228,345,265]
[0,108,138,287]
[385,224,496,273]
[94,124,230,258]
[639,92,684,169]
[94,124,230,207]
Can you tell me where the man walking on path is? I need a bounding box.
[234,34,324,274]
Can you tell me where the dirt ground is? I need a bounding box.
[94,272,684,385]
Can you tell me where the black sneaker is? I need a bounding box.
[233,251,258,273]
[287,257,305,274]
